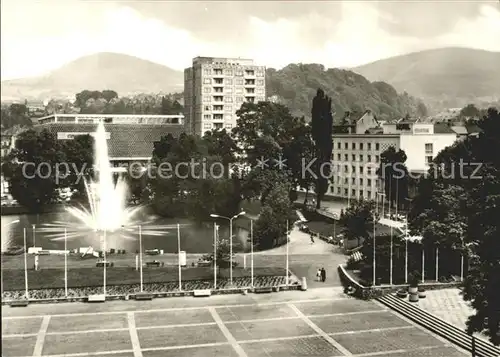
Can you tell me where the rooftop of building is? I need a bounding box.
[192,56,256,66]
[36,113,184,125]
[35,123,185,158]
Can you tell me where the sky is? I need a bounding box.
[1,0,500,80]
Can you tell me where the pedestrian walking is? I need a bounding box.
[321,267,326,282]
[316,268,321,282]
[310,234,315,244]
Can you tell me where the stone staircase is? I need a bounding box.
[378,293,500,357]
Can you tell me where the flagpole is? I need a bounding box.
[139,225,143,292]
[250,219,254,288]
[177,223,181,291]
[286,220,289,286]
[435,245,439,282]
[64,228,68,297]
[373,213,376,285]
[389,178,393,285]
[23,228,29,299]
[103,229,106,296]
[422,246,425,283]
[213,222,217,290]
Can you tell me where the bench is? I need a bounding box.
[145,249,160,255]
[193,289,211,297]
[254,287,273,294]
[96,261,114,267]
[145,261,163,267]
[10,300,29,307]
[87,294,106,302]
[197,261,212,267]
[135,293,154,300]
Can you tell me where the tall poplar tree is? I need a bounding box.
[311,89,333,209]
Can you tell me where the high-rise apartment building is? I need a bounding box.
[184,57,266,136]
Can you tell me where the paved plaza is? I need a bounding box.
[3,289,467,357]
[415,288,490,341]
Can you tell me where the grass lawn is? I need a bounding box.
[2,266,285,290]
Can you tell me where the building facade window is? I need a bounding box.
[203,87,211,93]
[203,78,211,84]
[368,143,372,150]
[360,143,364,150]
[203,123,211,129]
[352,143,356,150]
[345,143,348,149]
[425,143,433,154]
[376,143,380,150]
[337,142,341,149]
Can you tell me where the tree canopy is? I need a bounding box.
[266,64,427,122]
[409,107,500,344]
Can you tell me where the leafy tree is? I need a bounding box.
[265,64,426,121]
[409,107,500,344]
[234,101,313,202]
[461,108,500,344]
[377,146,409,211]
[459,104,481,119]
[311,88,333,209]
[1,104,32,129]
[149,131,241,222]
[60,135,94,197]
[254,182,294,249]
[339,200,377,247]
[1,129,65,211]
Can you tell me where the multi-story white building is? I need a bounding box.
[326,111,458,201]
[184,57,266,136]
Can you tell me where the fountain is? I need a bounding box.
[42,121,177,248]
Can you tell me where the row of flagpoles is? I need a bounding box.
[5,218,292,299]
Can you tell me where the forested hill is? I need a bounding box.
[266,64,428,121]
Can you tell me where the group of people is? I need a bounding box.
[316,267,327,282]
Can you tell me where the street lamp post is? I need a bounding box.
[32,224,36,247]
[2,220,20,297]
[210,211,246,286]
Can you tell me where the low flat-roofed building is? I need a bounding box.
[34,114,185,165]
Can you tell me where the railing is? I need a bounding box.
[378,293,500,357]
